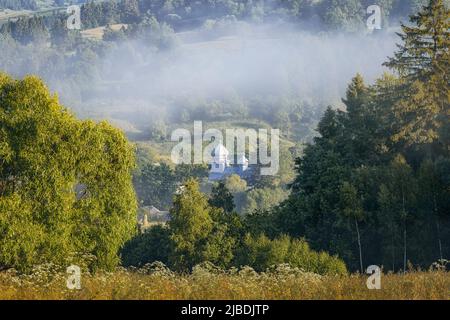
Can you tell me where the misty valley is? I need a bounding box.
[0,0,449,301]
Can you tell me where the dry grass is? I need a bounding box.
[81,24,128,40]
[0,264,448,300]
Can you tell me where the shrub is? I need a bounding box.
[236,234,347,275]
[121,226,172,267]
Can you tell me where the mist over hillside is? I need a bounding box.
[0,21,398,135]
[100,23,396,102]
[0,0,416,138]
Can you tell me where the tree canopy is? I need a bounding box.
[0,74,137,271]
[258,1,450,272]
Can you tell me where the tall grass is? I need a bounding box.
[0,264,448,300]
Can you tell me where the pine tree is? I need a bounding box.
[342,74,368,115]
[384,0,450,147]
[341,74,382,166]
[385,0,449,83]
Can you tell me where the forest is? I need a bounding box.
[0,0,448,300]
[0,0,37,11]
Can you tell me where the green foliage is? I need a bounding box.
[209,181,235,213]
[167,178,319,272]
[202,223,236,269]
[129,15,178,49]
[168,179,215,271]
[384,0,450,147]
[240,187,290,215]
[133,162,208,210]
[224,174,248,193]
[235,234,347,275]
[103,24,127,42]
[1,0,448,277]
[339,182,364,221]
[1,16,49,45]
[261,2,450,272]
[120,0,140,24]
[0,74,137,272]
[120,225,171,267]
[379,155,418,271]
[320,0,365,32]
[134,163,176,209]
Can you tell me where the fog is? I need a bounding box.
[99,23,397,110]
[1,21,400,131]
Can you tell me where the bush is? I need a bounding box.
[235,234,347,275]
[121,226,172,267]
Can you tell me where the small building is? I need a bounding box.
[208,144,252,181]
[138,206,170,231]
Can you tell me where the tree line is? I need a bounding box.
[247,0,450,272]
[121,179,347,274]
[0,0,448,274]
[0,0,441,46]
[0,74,343,275]
[0,0,37,11]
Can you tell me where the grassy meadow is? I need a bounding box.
[0,265,448,300]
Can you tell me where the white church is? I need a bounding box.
[208,144,251,181]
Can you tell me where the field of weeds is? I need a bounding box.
[0,263,448,300]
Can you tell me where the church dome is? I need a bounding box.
[212,143,229,157]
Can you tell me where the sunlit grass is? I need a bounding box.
[0,264,448,300]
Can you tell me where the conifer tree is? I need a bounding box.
[384,0,450,147]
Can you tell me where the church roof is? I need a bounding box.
[208,165,253,181]
[237,153,249,164]
[212,143,229,157]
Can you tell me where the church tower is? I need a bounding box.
[211,143,230,173]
